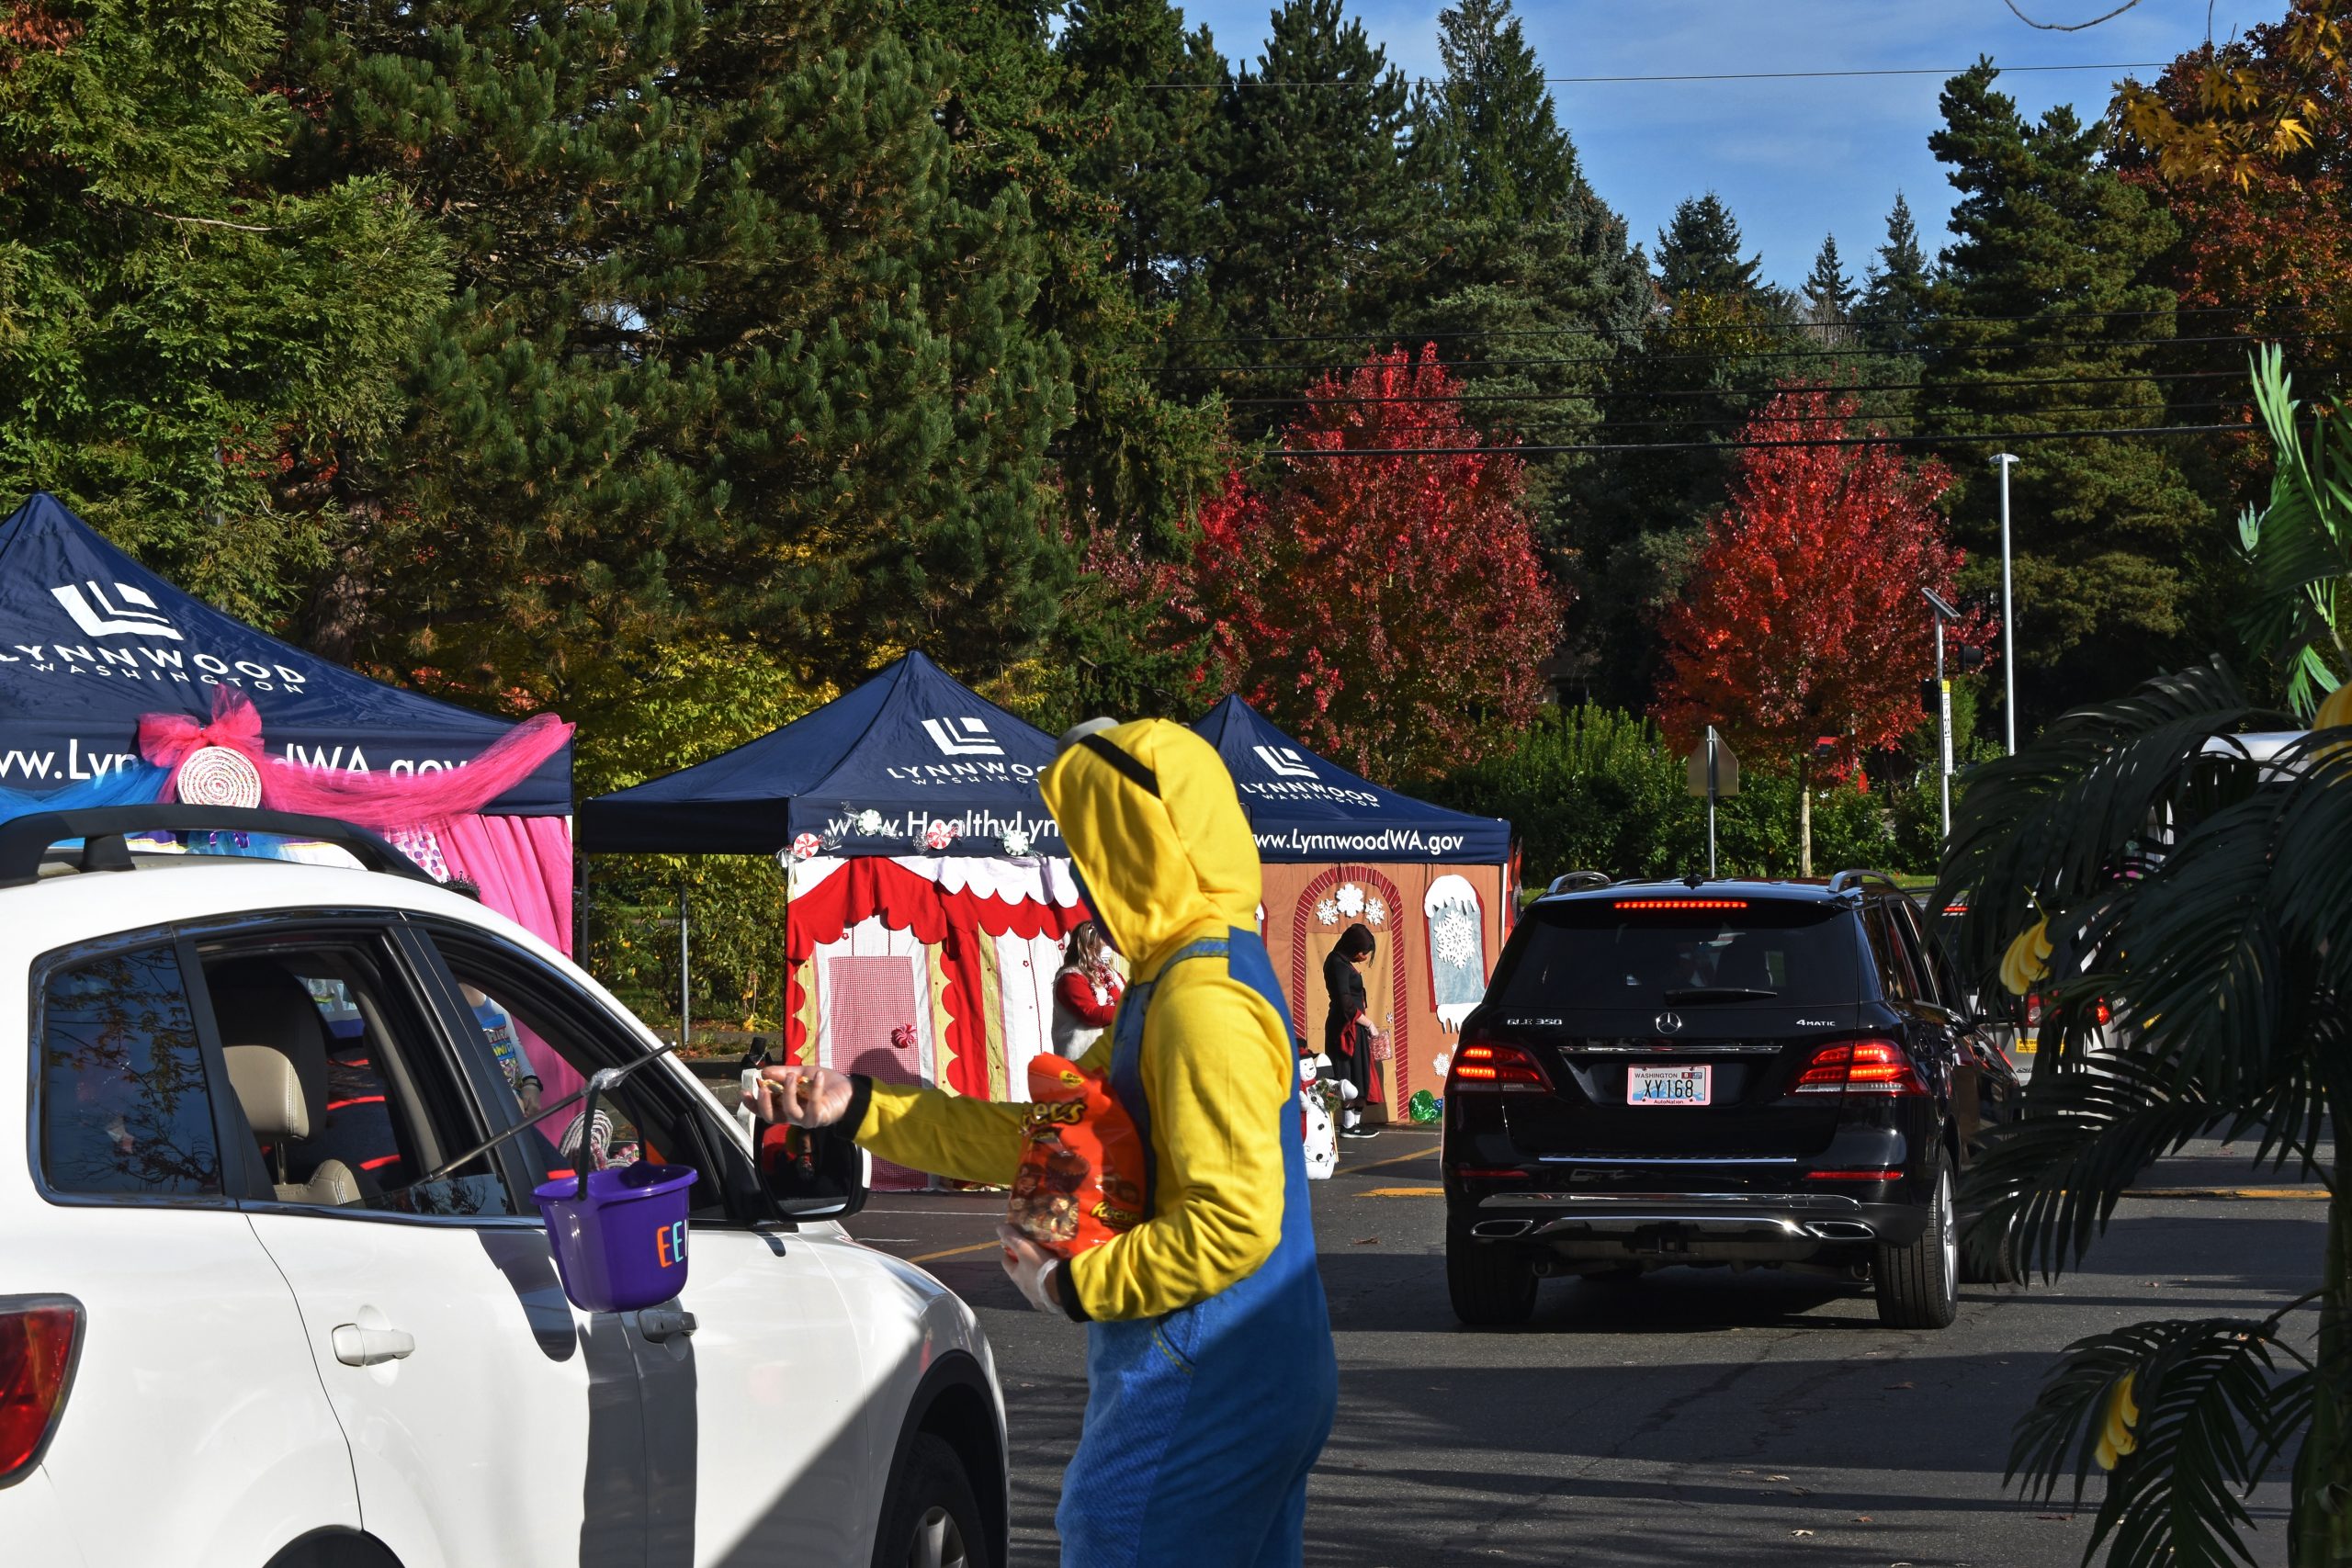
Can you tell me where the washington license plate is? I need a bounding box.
[1628,1065,1712,1106]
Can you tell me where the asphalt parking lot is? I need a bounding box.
[843,1128,2320,1568]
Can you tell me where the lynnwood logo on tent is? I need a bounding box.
[1253,743,1319,780]
[922,716,1004,757]
[52,581,181,640]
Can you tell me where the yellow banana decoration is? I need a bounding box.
[2317,683,2352,732]
[2096,1372,2141,1470]
[2000,919,2054,997]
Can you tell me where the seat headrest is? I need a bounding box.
[208,958,329,1127]
[224,1044,310,1141]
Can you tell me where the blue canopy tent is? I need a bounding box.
[1193,696,1515,1124]
[0,493,571,814]
[579,649,1061,857]
[580,653,1085,1162]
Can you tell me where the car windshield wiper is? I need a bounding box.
[1660,986,1781,1003]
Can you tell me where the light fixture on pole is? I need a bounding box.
[1993,452,2019,754]
[1922,588,1961,841]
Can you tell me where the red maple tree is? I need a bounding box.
[1655,386,1993,867]
[1171,346,1563,778]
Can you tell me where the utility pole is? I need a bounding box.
[1994,452,2019,754]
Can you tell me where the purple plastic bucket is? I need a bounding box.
[534,1162,699,1314]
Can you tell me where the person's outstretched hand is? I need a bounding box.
[996,1223,1064,1314]
[745,1065,854,1128]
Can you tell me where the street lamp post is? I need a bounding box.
[1923,588,1961,842]
[1994,452,2018,754]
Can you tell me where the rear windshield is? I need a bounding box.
[1486,898,1869,1013]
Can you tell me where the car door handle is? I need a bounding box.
[638,1308,696,1343]
[332,1324,416,1367]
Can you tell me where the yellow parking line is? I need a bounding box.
[2127,1187,2328,1201]
[1358,1186,1444,1198]
[1340,1143,1442,1176]
[905,1239,1002,1264]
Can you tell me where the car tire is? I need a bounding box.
[1958,1211,2025,1286]
[1447,1224,1539,1326]
[873,1433,990,1568]
[1874,1154,1960,1329]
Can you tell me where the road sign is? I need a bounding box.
[1686,733,1739,798]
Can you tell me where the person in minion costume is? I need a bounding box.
[747,717,1338,1567]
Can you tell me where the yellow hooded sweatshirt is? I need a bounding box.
[845,718,1297,1322]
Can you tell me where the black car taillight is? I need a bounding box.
[1788,1038,1927,1097]
[0,1297,81,1483]
[1449,1041,1551,1092]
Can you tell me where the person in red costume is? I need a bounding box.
[1051,919,1123,1055]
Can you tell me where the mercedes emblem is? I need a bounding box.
[1655,1011,1685,1035]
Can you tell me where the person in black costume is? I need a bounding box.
[1323,923,1381,1138]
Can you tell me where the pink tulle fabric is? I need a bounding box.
[141,688,572,833]
[441,813,584,1109]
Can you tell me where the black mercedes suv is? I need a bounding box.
[1442,871,2020,1329]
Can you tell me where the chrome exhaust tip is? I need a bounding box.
[1804,1220,1876,1241]
[1472,1218,1536,1239]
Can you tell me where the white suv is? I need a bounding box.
[0,807,1004,1568]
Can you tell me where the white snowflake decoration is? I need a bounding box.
[1001,828,1034,856]
[1431,1052,1452,1079]
[1335,883,1366,917]
[1314,897,1340,925]
[1433,909,1478,969]
[1365,896,1388,927]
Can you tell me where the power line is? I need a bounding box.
[1141,62,2172,89]
[1268,423,2244,457]
[1328,397,2245,439]
[1172,306,2268,345]
[1152,331,2334,376]
[1225,368,2250,406]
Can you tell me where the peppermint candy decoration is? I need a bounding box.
[922,820,955,852]
[854,808,885,836]
[788,832,823,862]
[1001,828,1034,856]
[889,1022,918,1052]
[176,745,262,808]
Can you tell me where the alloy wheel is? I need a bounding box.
[908,1504,971,1568]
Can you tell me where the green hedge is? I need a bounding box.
[1417,705,1940,886]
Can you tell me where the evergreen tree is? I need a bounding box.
[271,0,1075,721]
[1208,0,1419,413]
[1920,62,2211,719]
[1857,192,1934,353]
[1656,193,1763,300]
[1397,0,1645,695]
[1802,233,1857,324]
[1403,0,1645,534]
[0,0,446,622]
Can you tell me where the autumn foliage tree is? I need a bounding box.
[1171,346,1562,778]
[1656,386,1992,872]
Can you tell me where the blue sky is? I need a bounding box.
[1175,0,2283,291]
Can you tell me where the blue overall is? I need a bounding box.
[1055,931,1340,1568]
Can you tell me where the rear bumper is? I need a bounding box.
[1457,1190,1928,1260]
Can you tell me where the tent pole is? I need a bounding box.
[679,883,692,1051]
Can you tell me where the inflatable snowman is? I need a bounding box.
[1298,1052,1339,1179]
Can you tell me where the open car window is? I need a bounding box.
[414,925,764,1226]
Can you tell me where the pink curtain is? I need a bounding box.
[437,813,583,1110]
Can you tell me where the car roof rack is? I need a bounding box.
[1826,868,1906,897]
[0,806,435,889]
[1544,870,1614,895]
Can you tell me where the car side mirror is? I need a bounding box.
[756,1122,870,1221]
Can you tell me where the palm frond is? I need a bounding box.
[2235,344,2352,718]
[2010,1314,2310,1568]
[1963,1053,2239,1280]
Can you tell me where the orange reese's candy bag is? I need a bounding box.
[1005,1054,1147,1257]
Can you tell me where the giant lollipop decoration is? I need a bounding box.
[174,744,263,808]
